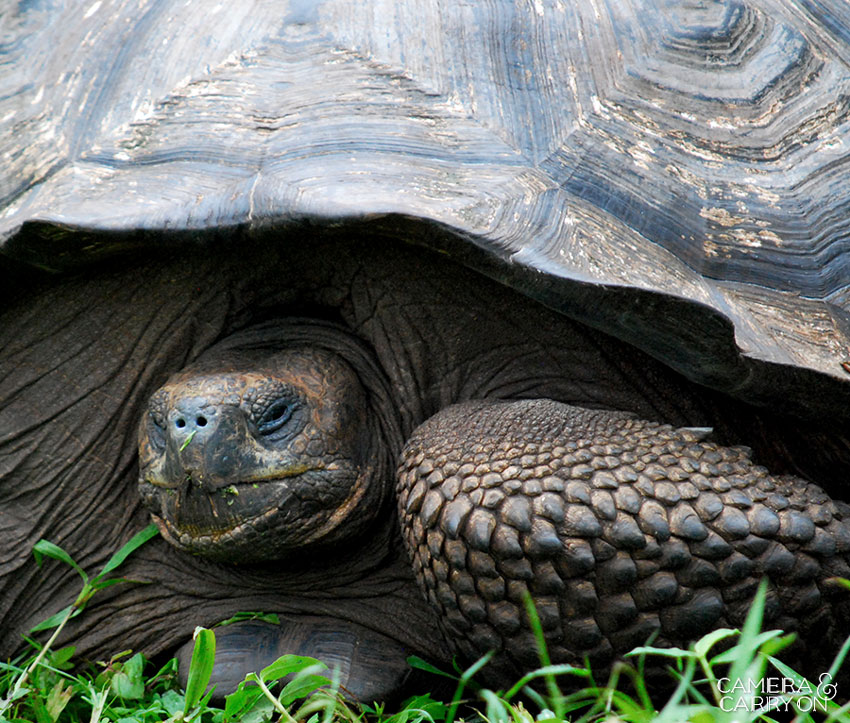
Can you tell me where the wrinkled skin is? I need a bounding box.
[2,228,850,697]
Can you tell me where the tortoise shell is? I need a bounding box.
[2,0,850,418]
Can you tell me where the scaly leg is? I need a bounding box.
[397,399,850,682]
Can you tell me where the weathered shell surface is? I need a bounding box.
[3,0,850,415]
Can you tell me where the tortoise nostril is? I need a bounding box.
[196,416,207,427]
[176,418,187,429]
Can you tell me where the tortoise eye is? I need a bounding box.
[146,392,169,451]
[257,399,293,435]
[148,411,167,451]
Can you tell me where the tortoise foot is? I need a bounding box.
[177,616,411,702]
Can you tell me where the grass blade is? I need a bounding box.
[93,524,159,582]
[279,673,332,707]
[726,578,768,692]
[183,627,216,715]
[261,655,325,684]
[445,651,493,723]
[826,633,850,684]
[29,606,80,634]
[215,611,280,627]
[32,541,88,584]
[406,656,458,680]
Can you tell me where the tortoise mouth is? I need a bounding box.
[139,468,359,561]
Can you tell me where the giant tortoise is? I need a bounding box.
[4,0,850,702]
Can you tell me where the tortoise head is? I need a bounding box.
[138,325,396,563]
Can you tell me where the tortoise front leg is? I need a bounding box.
[397,399,850,680]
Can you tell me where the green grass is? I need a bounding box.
[3,527,850,722]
